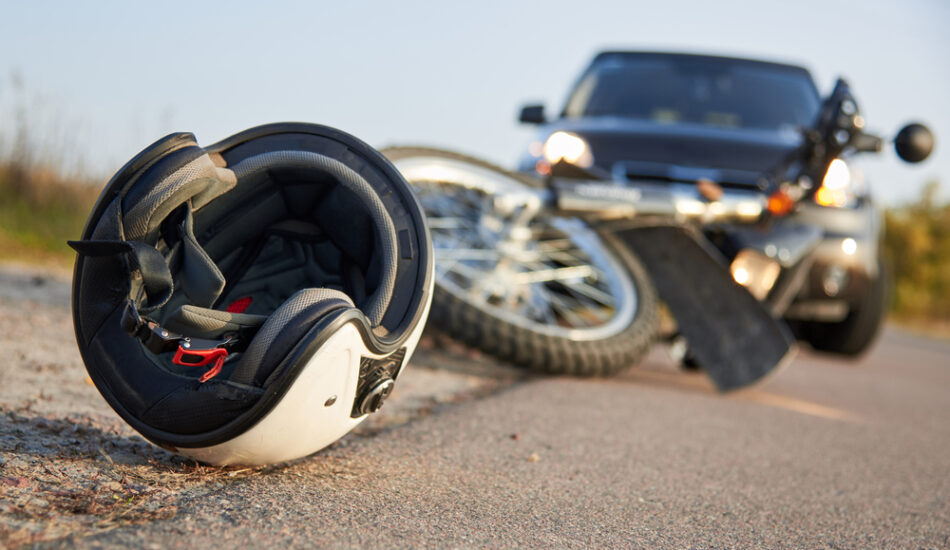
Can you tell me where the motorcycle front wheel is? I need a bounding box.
[384,147,658,376]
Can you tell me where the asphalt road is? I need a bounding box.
[91,331,949,548]
[1,265,947,548]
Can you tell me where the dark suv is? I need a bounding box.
[517,51,890,356]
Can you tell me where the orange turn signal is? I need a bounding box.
[766,190,796,216]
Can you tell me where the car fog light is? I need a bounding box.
[733,267,750,285]
[730,250,781,300]
[841,238,857,256]
[822,265,850,297]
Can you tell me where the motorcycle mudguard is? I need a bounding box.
[618,225,795,391]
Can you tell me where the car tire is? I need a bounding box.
[799,257,889,357]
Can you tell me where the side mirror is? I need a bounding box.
[895,123,934,163]
[519,104,546,125]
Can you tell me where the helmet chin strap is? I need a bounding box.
[68,239,174,312]
[118,299,250,382]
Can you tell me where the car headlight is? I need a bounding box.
[814,158,856,208]
[542,131,594,168]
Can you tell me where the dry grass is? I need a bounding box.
[883,182,950,322]
[0,164,99,269]
[888,315,950,341]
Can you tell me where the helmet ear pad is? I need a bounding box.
[227,288,354,387]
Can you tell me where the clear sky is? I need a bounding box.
[1,0,947,205]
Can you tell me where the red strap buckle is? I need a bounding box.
[172,345,228,383]
[226,296,253,314]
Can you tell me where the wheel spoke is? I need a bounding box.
[509,265,594,284]
[427,217,474,230]
[514,257,615,308]
[399,161,638,339]
[435,248,502,261]
[557,278,617,307]
[538,287,595,327]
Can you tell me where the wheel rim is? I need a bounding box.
[393,156,638,341]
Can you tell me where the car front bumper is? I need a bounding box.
[782,201,882,321]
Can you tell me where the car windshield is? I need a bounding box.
[563,55,820,131]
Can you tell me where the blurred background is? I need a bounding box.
[1,0,948,322]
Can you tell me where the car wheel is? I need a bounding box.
[798,257,889,357]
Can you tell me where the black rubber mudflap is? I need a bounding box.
[619,226,795,391]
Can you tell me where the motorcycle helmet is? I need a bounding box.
[70,123,433,465]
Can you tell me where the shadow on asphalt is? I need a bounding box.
[412,330,533,381]
[419,328,721,396]
[0,407,274,546]
[0,408,177,467]
[616,366,718,394]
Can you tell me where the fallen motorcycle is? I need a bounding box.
[384,52,933,391]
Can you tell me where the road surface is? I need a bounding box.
[1,264,947,548]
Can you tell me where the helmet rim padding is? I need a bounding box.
[163,305,266,339]
[228,288,354,386]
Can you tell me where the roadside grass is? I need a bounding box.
[0,165,99,269]
[887,315,950,341]
[882,181,950,321]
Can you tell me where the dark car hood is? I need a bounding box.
[549,118,804,187]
